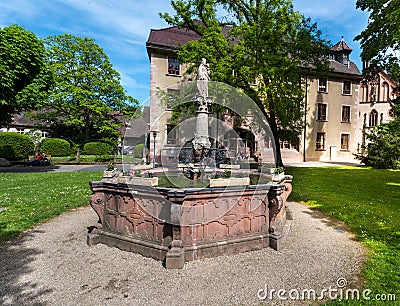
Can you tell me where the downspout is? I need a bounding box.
[303,75,308,162]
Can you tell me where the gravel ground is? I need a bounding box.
[0,202,366,306]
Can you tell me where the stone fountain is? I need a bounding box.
[87,59,293,269]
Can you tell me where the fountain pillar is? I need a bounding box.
[192,58,211,164]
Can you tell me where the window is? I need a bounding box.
[361,85,368,102]
[317,103,327,121]
[166,124,178,145]
[343,80,351,95]
[341,133,350,151]
[341,105,351,123]
[369,109,378,127]
[16,128,25,134]
[318,78,328,93]
[382,82,389,102]
[167,57,180,75]
[316,132,326,150]
[166,89,180,109]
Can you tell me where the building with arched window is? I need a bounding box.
[356,69,398,152]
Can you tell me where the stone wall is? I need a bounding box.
[88,178,293,269]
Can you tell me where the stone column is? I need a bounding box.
[192,96,211,162]
[192,59,212,163]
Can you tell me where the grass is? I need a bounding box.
[0,166,399,304]
[51,154,140,164]
[285,166,400,305]
[0,171,102,242]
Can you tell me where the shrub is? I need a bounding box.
[134,144,145,158]
[83,142,112,155]
[40,138,71,157]
[0,132,34,160]
[356,122,400,169]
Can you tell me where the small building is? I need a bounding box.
[0,112,48,139]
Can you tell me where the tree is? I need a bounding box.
[357,99,400,169]
[32,34,138,146]
[0,24,50,127]
[357,88,400,168]
[355,0,400,90]
[160,0,330,166]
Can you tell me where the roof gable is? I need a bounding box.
[330,40,352,53]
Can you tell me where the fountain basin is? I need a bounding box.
[87,176,292,269]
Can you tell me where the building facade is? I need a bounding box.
[355,69,398,149]
[300,40,363,162]
[0,112,48,139]
[146,26,365,164]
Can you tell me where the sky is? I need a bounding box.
[0,0,369,105]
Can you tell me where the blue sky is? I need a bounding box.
[0,0,369,104]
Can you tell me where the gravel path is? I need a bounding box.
[0,202,366,305]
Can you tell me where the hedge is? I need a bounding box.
[83,142,112,155]
[40,138,71,157]
[134,144,145,158]
[0,132,34,160]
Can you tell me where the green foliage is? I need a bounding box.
[287,166,400,305]
[0,171,102,242]
[133,144,145,158]
[40,138,71,157]
[29,34,139,145]
[356,0,400,83]
[357,98,400,169]
[357,124,400,169]
[0,132,34,160]
[82,142,112,155]
[0,24,51,126]
[215,170,231,178]
[25,130,43,148]
[160,0,330,166]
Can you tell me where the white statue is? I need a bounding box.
[197,58,210,98]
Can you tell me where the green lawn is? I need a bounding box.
[0,171,102,242]
[0,167,399,304]
[51,154,140,164]
[286,166,400,305]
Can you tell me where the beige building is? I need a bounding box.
[300,40,363,162]
[146,26,364,164]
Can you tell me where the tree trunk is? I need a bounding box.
[269,118,284,167]
[255,102,284,167]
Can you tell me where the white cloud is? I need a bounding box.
[53,0,171,40]
[1,1,371,103]
[293,0,357,20]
